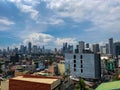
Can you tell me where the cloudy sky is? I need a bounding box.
[0,0,120,49]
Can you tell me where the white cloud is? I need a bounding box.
[0,17,15,31]
[23,32,54,46]
[9,0,39,21]
[0,17,15,25]
[43,0,120,33]
[20,4,39,21]
[22,32,76,48]
[55,38,76,46]
[9,0,64,25]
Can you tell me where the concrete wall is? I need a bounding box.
[9,79,51,90]
[65,53,101,79]
[1,80,9,90]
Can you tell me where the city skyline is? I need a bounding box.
[0,0,120,49]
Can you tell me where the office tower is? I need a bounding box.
[68,45,73,53]
[14,47,18,53]
[7,47,9,52]
[24,46,27,54]
[86,43,89,48]
[42,46,45,54]
[92,44,100,53]
[114,42,120,57]
[78,41,85,53]
[109,38,114,55]
[54,48,57,54]
[75,45,79,53]
[28,42,32,54]
[106,43,109,54]
[65,53,101,79]
[32,45,38,54]
[20,45,25,54]
[100,46,106,54]
[63,43,68,53]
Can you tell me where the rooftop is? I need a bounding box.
[96,80,120,90]
[11,76,59,84]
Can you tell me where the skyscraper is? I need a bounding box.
[20,45,25,54]
[109,38,114,55]
[32,45,38,54]
[100,46,106,54]
[114,42,120,57]
[106,43,109,54]
[63,42,68,53]
[28,42,32,54]
[78,41,85,53]
[86,43,89,48]
[92,44,100,53]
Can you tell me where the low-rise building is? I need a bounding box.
[9,75,61,90]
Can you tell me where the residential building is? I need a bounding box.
[65,53,101,79]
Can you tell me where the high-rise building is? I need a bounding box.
[20,45,25,54]
[7,47,9,52]
[100,46,106,54]
[75,45,79,53]
[86,43,89,48]
[65,53,101,79]
[78,41,85,53]
[28,42,32,54]
[114,42,120,57]
[106,43,109,54]
[92,44,100,53]
[63,43,68,53]
[109,38,114,55]
[32,45,38,54]
[68,45,73,53]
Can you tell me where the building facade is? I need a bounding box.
[78,41,85,53]
[92,44,100,53]
[114,42,120,57]
[65,53,101,79]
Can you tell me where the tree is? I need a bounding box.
[75,77,86,90]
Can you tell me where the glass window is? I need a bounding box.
[81,69,83,73]
[80,55,83,59]
[74,64,76,67]
[74,60,76,63]
[74,55,76,59]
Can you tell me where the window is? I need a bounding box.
[74,60,76,63]
[74,55,76,59]
[81,69,83,73]
[80,55,83,59]
[81,60,83,64]
[81,65,83,68]
[74,68,76,71]
[74,64,76,67]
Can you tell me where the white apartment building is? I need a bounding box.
[65,53,101,79]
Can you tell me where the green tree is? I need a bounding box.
[75,77,93,90]
[75,77,86,90]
